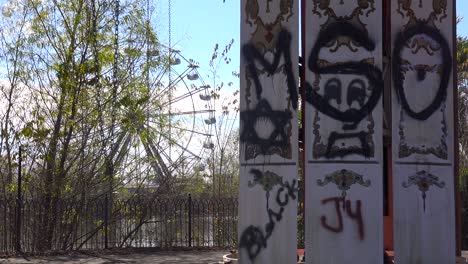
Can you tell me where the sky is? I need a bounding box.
[458,1,468,37]
[157,0,468,87]
[155,0,240,89]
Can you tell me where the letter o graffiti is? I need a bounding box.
[392,23,452,120]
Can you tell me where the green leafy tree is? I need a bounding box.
[0,0,169,250]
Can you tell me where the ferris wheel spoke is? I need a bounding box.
[161,109,215,116]
[154,147,185,175]
[156,131,202,160]
[147,71,170,100]
[142,143,168,178]
[169,68,192,86]
[152,67,191,100]
[140,134,171,178]
[150,68,169,91]
[113,134,134,169]
[174,52,194,65]
[147,120,212,137]
[161,85,210,107]
[153,144,173,166]
[108,131,129,162]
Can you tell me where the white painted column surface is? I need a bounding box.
[304,1,383,263]
[238,0,299,263]
[391,1,455,263]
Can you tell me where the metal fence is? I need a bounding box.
[0,195,238,254]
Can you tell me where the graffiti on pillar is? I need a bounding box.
[242,30,298,110]
[240,99,293,158]
[240,29,296,160]
[305,1,383,262]
[402,170,446,212]
[239,169,298,260]
[393,0,452,160]
[306,21,383,159]
[320,197,365,241]
[240,0,298,261]
[317,169,371,198]
[392,23,452,159]
[241,0,297,160]
[390,1,456,262]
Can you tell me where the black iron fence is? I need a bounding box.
[0,195,238,254]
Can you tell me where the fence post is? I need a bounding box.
[188,194,192,247]
[15,146,22,253]
[104,194,108,249]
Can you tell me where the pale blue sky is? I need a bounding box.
[158,1,468,86]
[458,0,468,37]
[156,0,240,86]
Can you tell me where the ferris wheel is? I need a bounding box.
[108,0,216,185]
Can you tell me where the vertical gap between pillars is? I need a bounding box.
[453,0,461,256]
[300,0,307,243]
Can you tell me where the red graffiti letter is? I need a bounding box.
[320,197,344,233]
[345,199,364,240]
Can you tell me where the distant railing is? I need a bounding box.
[0,195,238,254]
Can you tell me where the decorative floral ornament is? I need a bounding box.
[402,170,445,212]
[248,169,284,192]
[317,169,371,197]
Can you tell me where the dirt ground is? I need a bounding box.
[0,249,230,264]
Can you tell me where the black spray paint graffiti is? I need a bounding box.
[240,100,292,156]
[242,29,298,110]
[393,23,452,121]
[305,21,383,158]
[239,169,298,261]
[240,29,297,159]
